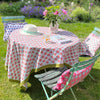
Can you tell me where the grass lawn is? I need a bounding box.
[0,16,100,100]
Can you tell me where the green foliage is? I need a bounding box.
[54,0,72,6]
[0,2,25,15]
[91,6,100,19]
[36,0,51,7]
[22,0,50,7]
[71,7,91,22]
[0,2,8,15]
[0,0,20,1]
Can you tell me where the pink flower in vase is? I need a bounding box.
[62,9,67,15]
[54,11,59,15]
[43,10,48,16]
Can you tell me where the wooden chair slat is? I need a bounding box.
[47,83,57,88]
[34,66,68,79]
[43,76,60,85]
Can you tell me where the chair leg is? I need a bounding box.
[44,69,47,72]
[70,88,77,100]
[51,89,53,96]
[41,81,50,99]
[88,73,95,81]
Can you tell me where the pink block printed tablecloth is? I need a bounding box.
[5,27,86,88]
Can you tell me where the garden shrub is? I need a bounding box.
[71,7,91,22]
[0,2,25,15]
[37,1,51,7]
[54,0,73,6]
[22,0,51,7]
[59,11,77,23]
[91,6,100,19]
[62,3,77,23]
[0,2,8,15]
[20,5,45,18]
[56,3,77,23]
[0,0,20,1]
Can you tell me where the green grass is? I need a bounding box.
[0,16,100,100]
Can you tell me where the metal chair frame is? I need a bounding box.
[34,53,100,100]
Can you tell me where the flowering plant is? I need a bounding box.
[21,5,45,18]
[43,6,67,27]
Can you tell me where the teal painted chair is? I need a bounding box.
[2,16,26,41]
[2,16,25,23]
[34,53,100,100]
[81,27,100,80]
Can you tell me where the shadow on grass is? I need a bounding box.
[21,68,100,100]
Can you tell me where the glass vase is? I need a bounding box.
[49,21,59,34]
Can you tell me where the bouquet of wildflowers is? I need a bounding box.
[43,6,67,27]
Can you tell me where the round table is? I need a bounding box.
[5,27,86,89]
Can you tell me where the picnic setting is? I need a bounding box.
[0,0,100,100]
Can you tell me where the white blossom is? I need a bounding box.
[89,6,91,9]
[28,1,30,3]
[61,2,64,7]
[49,0,54,5]
[71,2,74,6]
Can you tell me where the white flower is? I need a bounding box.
[71,2,74,6]
[89,6,91,9]
[82,8,85,11]
[49,0,54,5]
[49,0,53,2]
[28,1,30,3]
[61,2,64,7]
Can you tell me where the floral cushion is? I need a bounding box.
[3,22,27,41]
[53,63,93,90]
[83,32,100,57]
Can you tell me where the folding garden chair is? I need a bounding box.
[2,16,27,41]
[34,53,100,100]
[94,27,100,34]
[82,27,100,57]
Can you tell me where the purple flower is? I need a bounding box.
[90,3,93,6]
[9,3,13,6]
[20,5,45,18]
